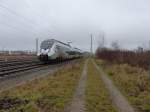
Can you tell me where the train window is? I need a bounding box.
[56,45,61,50]
[41,41,54,50]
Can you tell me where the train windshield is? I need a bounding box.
[40,40,54,50]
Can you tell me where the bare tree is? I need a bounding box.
[137,46,143,53]
[111,41,120,50]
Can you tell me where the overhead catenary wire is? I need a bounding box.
[0,3,53,37]
[23,0,54,34]
[0,3,39,27]
[0,13,39,37]
[0,7,39,36]
[0,1,54,52]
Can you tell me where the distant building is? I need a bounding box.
[0,50,36,55]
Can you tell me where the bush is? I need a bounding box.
[96,48,150,69]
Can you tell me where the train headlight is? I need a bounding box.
[41,49,50,54]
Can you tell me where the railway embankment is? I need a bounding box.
[0,58,145,112]
[0,60,84,112]
[0,60,80,92]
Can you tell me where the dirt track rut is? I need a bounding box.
[65,60,88,112]
[93,60,135,112]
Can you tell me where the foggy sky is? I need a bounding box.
[0,0,150,51]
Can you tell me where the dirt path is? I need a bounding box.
[65,60,88,112]
[93,60,135,112]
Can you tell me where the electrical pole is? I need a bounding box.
[102,32,105,47]
[36,38,38,55]
[149,41,150,50]
[91,34,93,56]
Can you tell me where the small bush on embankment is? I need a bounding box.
[86,60,117,112]
[96,60,150,112]
[0,61,84,112]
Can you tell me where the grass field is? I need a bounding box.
[96,59,150,112]
[0,61,84,112]
[86,60,117,112]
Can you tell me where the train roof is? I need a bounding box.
[43,39,71,47]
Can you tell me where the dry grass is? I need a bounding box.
[86,60,117,112]
[0,55,36,61]
[96,59,150,112]
[0,61,84,112]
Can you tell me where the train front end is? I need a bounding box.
[38,40,55,62]
[38,49,49,61]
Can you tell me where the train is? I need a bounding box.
[38,39,83,62]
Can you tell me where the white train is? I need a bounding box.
[38,39,83,61]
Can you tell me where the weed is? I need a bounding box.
[0,61,84,112]
[86,60,117,112]
[96,59,150,112]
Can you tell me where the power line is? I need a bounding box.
[0,3,53,32]
[0,3,53,38]
[0,3,39,27]
[0,5,40,35]
[0,19,39,37]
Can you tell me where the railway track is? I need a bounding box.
[0,60,45,77]
[0,58,80,78]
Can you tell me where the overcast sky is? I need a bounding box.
[0,0,150,51]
